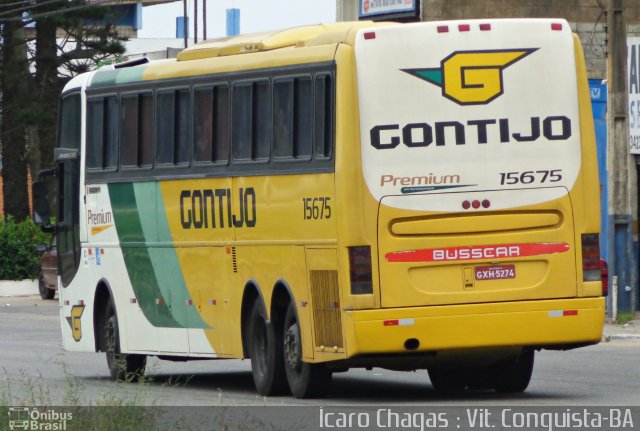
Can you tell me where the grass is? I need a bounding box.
[616,311,634,325]
[0,361,161,431]
[0,359,297,431]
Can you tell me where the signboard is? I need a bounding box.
[359,0,419,21]
[628,37,640,154]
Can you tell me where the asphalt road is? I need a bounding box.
[1,295,640,407]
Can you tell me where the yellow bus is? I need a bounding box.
[35,18,605,398]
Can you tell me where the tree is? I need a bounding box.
[1,19,31,221]
[29,0,126,176]
[0,0,126,218]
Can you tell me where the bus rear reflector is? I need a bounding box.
[479,23,491,31]
[581,233,600,282]
[458,24,470,32]
[349,246,373,294]
[437,25,449,33]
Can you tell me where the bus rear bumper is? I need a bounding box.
[343,297,605,357]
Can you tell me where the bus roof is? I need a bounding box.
[176,21,387,61]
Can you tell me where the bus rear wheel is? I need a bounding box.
[428,367,468,395]
[248,300,288,396]
[493,350,534,393]
[104,298,146,382]
[283,303,331,399]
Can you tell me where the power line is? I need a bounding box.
[0,0,115,23]
[0,0,72,18]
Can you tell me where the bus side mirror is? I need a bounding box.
[32,168,55,232]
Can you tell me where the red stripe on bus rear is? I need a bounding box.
[385,242,569,263]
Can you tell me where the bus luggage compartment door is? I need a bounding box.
[376,189,577,308]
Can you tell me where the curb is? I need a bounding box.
[0,280,38,297]
[604,334,640,342]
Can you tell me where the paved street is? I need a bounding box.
[1,295,640,407]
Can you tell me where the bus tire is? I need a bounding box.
[283,303,331,399]
[428,367,468,395]
[248,300,288,396]
[493,350,534,393]
[104,297,146,382]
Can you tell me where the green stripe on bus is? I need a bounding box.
[135,182,209,329]
[108,182,181,328]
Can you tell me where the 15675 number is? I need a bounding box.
[303,197,332,220]
[499,169,563,185]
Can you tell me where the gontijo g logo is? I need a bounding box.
[403,49,538,105]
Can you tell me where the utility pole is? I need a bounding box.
[194,0,198,44]
[203,0,207,40]
[607,0,636,314]
[183,0,188,48]
[336,0,358,22]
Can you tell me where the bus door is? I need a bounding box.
[56,93,82,287]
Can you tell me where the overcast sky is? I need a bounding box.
[138,0,337,40]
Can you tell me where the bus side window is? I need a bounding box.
[195,84,230,165]
[104,96,118,169]
[175,89,191,165]
[213,85,230,163]
[294,77,312,159]
[314,74,333,159]
[139,93,154,167]
[274,76,313,161]
[156,90,175,164]
[232,80,270,162]
[120,94,139,167]
[86,96,118,170]
[86,99,104,169]
[194,86,214,162]
[120,92,154,168]
[157,88,191,166]
[273,79,294,158]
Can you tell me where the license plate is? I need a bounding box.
[475,264,515,280]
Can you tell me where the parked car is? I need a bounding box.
[38,240,57,300]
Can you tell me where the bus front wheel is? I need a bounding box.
[248,300,287,395]
[283,303,331,398]
[104,297,146,382]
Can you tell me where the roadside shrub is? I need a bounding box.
[0,216,52,280]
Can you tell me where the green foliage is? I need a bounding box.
[616,311,634,325]
[0,216,52,280]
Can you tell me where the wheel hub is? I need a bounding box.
[284,325,301,373]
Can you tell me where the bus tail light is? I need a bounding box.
[600,258,609,297]
[581,233,600,282]
[349,246,373,294]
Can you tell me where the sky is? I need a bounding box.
[138,0,338,40]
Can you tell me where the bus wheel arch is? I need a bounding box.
[270,280,294,341]
[93,279,113,353]
[240,281,263,359]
